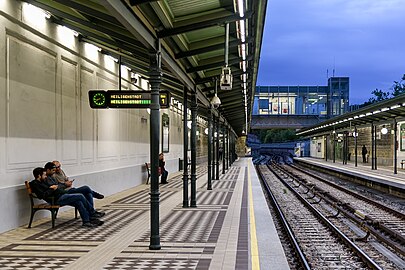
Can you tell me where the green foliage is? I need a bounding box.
[252,129,298,143]
[361,74,405,106]
[392,74,405,97]
[368,88,390,103]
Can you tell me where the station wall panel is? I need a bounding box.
[61,57,79,165]
[80,67,95,164]
[96,73,119,161]
[6,35,57,170]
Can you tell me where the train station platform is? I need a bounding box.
[294,157,405,198]
[0,158,289,270]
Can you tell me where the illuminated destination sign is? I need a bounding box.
[89,90,170,109]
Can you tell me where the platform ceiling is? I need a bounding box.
[23,0,268,136]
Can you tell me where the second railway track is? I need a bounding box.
[256,156,405,269]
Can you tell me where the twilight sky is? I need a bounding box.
[256,0,405,105]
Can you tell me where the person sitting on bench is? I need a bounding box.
[30,167,104,228]
[44,162,104,211]
[52,160,104,199]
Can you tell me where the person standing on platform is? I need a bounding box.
[159,153,168,184]
[362,145,368,163]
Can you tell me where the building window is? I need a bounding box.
[259,98,269,110]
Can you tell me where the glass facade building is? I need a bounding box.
[253,77,349,119]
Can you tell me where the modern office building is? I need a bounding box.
[253,77,349,119]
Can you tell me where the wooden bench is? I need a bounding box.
[25,181,77,228]
[145,163,162,184]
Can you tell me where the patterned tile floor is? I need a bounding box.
[0,162,249,270]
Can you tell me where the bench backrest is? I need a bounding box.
[145,163,151,177]
[24,181,37,206]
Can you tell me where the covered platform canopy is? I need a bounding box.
[23,0,268,135]
[297,94,405,137]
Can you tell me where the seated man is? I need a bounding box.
[52,160,104,199]
[44,162,104,211]
[30,167,104,228]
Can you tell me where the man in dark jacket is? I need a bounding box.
[30,167,104,228]
[361,145,368,163]
[44,162,103,211]
[159,153,168,184]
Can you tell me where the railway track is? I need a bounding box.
[256,164,381,269]
[279,162,405,257]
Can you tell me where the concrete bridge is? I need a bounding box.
[251,115,322,129]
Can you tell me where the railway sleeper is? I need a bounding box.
[293,181,302,188]
[326,209,341,218]
[310,197,322,204]
[353,231,371,242]
[305,192,317,200]
[303,183,315,193]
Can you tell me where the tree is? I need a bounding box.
[261,129,297,143]
[359,74,404,107]
[367,88,390,104]
[392,74,405,97]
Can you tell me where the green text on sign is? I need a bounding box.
[89,90,170,109]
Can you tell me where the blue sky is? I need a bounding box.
[256,0,405,105]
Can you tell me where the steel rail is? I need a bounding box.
[290,163,405,219]
[283,163,405,255]
[255,165,310,270]
[265,163,382,270]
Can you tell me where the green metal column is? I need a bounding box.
[333,130,336,163]
[222,123,225,174]
[212,115,216,179]
[215,117,220,179]
[394,119,397,174]
[190,89,197,207]
[225,125,229,170]
[148,46,162,250]
[343,132,347,165]
[229,133,233,165]
[371,122,375,170]
[207,105,212,190]
[354,126,358,167]
[373,125,377,170]
[183,86,189,208]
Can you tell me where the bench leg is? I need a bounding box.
[28,209,36,228]
[75,208,78,219]
[51,209,59,228]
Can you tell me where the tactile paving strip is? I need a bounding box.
[103,257,211,270]
[0,256,77,270]
[26,209,146,241]
[137,209,226,243]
